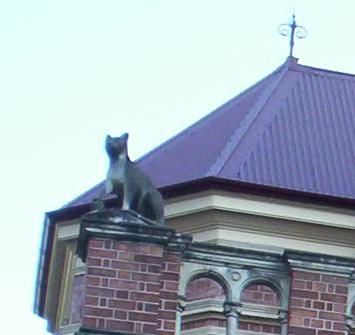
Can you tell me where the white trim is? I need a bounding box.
[238,303,279,320]
[183,299,224,316]
[182,326,225,335]
[165,192,355,230]
[239,331,280,335]
[58,222,80,240]
[192,229,355,258]
[55,323,79,334]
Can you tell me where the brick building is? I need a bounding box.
[35,57,355,335]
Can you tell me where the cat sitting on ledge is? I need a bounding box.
[105,133,164,225]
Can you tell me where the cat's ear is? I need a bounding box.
[122,133,129,142]
[106,135,113,142]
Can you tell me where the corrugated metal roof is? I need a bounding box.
[66,57,355,207]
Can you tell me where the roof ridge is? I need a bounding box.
[135,63,286,165]
[291,61,355,80]
[206,64,290,177]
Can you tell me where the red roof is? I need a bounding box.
[67,57,355,207]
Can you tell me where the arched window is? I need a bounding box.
[239,281,281,335]
[182,275,227,335]
[186,277,226,301]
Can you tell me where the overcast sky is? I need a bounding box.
[2,1,355,334]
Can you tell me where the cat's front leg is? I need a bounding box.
[122,199,129,210]
[121,187,130,210]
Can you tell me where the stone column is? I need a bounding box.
[175,299,186,335]
[279,310,288,335]
[224,303,240,335]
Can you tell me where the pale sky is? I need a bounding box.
[2,1,355,334]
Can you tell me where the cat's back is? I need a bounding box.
[126,160,154,188]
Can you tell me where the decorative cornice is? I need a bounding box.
[182,242,355,276]
[165,192,355,230]
[285,250,355,275]
[184,241,288,272]
[224,301,242,317]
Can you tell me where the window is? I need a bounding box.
[182,277,227,335]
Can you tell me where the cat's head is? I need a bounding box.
[106,133,129,158]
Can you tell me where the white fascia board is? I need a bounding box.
[57,222,80,240]
[193,229,355,259]
[165,192,355,230]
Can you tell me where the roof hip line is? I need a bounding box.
[206,65,290,177]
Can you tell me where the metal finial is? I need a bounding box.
[278,14,307,57]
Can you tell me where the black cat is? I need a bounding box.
[105,133,164,225]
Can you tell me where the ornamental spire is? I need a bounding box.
[278,13,307,57]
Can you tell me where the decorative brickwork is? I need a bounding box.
[81,239,182,335]
[70,213,355,335]
[288,270,349,335]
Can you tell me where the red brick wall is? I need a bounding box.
[239,321,281,334]
[241,283,279,306]
[288,270,349,335]
[77,237,352,335]
[182,318,226,330]
[81,238,182,335]
[157,251,182,335]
